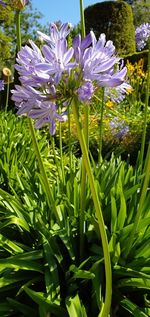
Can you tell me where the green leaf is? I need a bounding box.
[66,294,88,317]
[24,287,68,317]
[0,301,13,316]
[117,277,150,290]
[121,298,148,317]
[0,233,23,254]
[7,298,36,317]
[117,183,127,230]
[69,264,95,280]
[110,189,117,233]
[0,251,43,273]
[0,216,30,232]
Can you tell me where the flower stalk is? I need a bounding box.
[99,88,105,163]
[139,39,150,169]
[72,97,112,317]
[79,0,89,260]
[15,8,59,222]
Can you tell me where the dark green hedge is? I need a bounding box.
[84,1,136,56]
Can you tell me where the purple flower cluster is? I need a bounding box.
[110,117,129,138]
[105,82,132,104]
[135,23,150,51]
[0,80,4,91]
[0,0,6,7]
[12,22,129,135]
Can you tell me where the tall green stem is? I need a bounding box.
[139,40,150,169]
[72,98,112,317]
[15,10,59,222]
[59,121,65,185]
[5,76,10,113]
[80,0,86,38]
[124,142,150,258]
[28,120,59,221]
[99,89,105,163]
[79,0,89,260]
[68,104,73,170]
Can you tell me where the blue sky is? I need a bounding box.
[31,0,99,26]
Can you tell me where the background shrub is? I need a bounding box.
[84,1,136,55]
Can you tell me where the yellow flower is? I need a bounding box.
[126,61,135,73]
[106,100,114,108]
[137,69,145,78]
[127,87,134,94]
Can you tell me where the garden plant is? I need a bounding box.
[0,1,150,317]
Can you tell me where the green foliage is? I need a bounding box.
[0,110,150,316]
[84,1,136,55]
[124,50,149,68]
[132,0,150,26]
[0,1,46,71]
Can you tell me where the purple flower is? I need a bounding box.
[38,23,72,47]
[29,101,67,135]
[77,81,94,102]
[110,117,129,138]
[11,85,46,115]
[135,23,150,51]
[15,40,47,86]
[35,39,76,84]
[73,33,92,63]
[105,82,132,103]
[11,84,66,134]
[0,0,6,6]
[11,22,129,135]
[79,32,127,87]
[0,80,4,91]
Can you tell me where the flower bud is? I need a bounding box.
[2,67,12,82]
[11,0,29,10]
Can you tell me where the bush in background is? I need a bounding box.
[84,1,136,55]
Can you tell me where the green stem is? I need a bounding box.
[80,0,86,38]
[28,120,59,222]
[51,136,62,182]
[59,121,65,185]
[79,0,89,260]
[99,89,105,163]
[79,160,86,260]
[15,9,59,222]
[139,40,150,169]
[5,76,10,112]
[124,142,150,258]
[68,104,72,170]
[72,98,112,317]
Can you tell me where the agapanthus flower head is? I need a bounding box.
[135,23,150,51]
[110,117,129,138]
[0,80,4,91]
[11,22,129,135]
[105,82,132,103]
